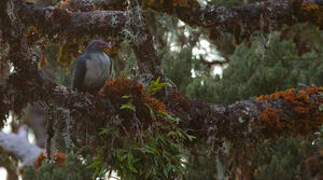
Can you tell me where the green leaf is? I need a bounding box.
[167,131,178,137]
[120,102,136,112]
[238,117,245,123]
[128,165,138,173]
[86,161,99,169]
[126,153,138,173]
[186,134,196,141]
[145,103,156,119]
[99,128,113,136]
[148,77,168,96]
[319,105,323,112]
[163,168,169,178]
[159,111,180,123]
[122,95,131,99]
[143,145,158,155]
[87,158,103,179]
[155,134,166,145]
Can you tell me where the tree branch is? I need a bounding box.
[17,3,163,79]
[4,66,323,149]
[63,0,323,42]
[167,87,323,146]
[19,4,126,38]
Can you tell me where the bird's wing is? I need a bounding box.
[99,53,112,80]
[72,56,87,90]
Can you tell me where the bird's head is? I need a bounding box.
[86,40,112,52]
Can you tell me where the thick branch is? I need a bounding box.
[18,4,126,38]
[167,87,323,146]
[4,68,323,148]
[64,0,323,42]
[16,3,163,79]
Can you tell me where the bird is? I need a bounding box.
[72,40,113,93]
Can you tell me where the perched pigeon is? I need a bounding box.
[72,40,112,93]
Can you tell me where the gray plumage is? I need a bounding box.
[72,40,112,92]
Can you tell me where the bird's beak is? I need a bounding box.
[105,42,112,49]
[103,42,112,53]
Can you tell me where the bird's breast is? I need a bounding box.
[83,53,111,90]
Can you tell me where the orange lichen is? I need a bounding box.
[260,106,287,130]
[100,78,166,113]
[305,156,312,164]
[301,3,319,11]
[145,97,166,112]
[297,1,323,29]
[257,87,323,136]
[295,90,311,103]
[100,79,141,98]
[294,106,309,114]
[256,87,322,109]
[306,86,322,94]
[34,152,47,168]
[34,152,66,169]
[54,152,66,168]
[98,78,171,134]
[256,88,296,101]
